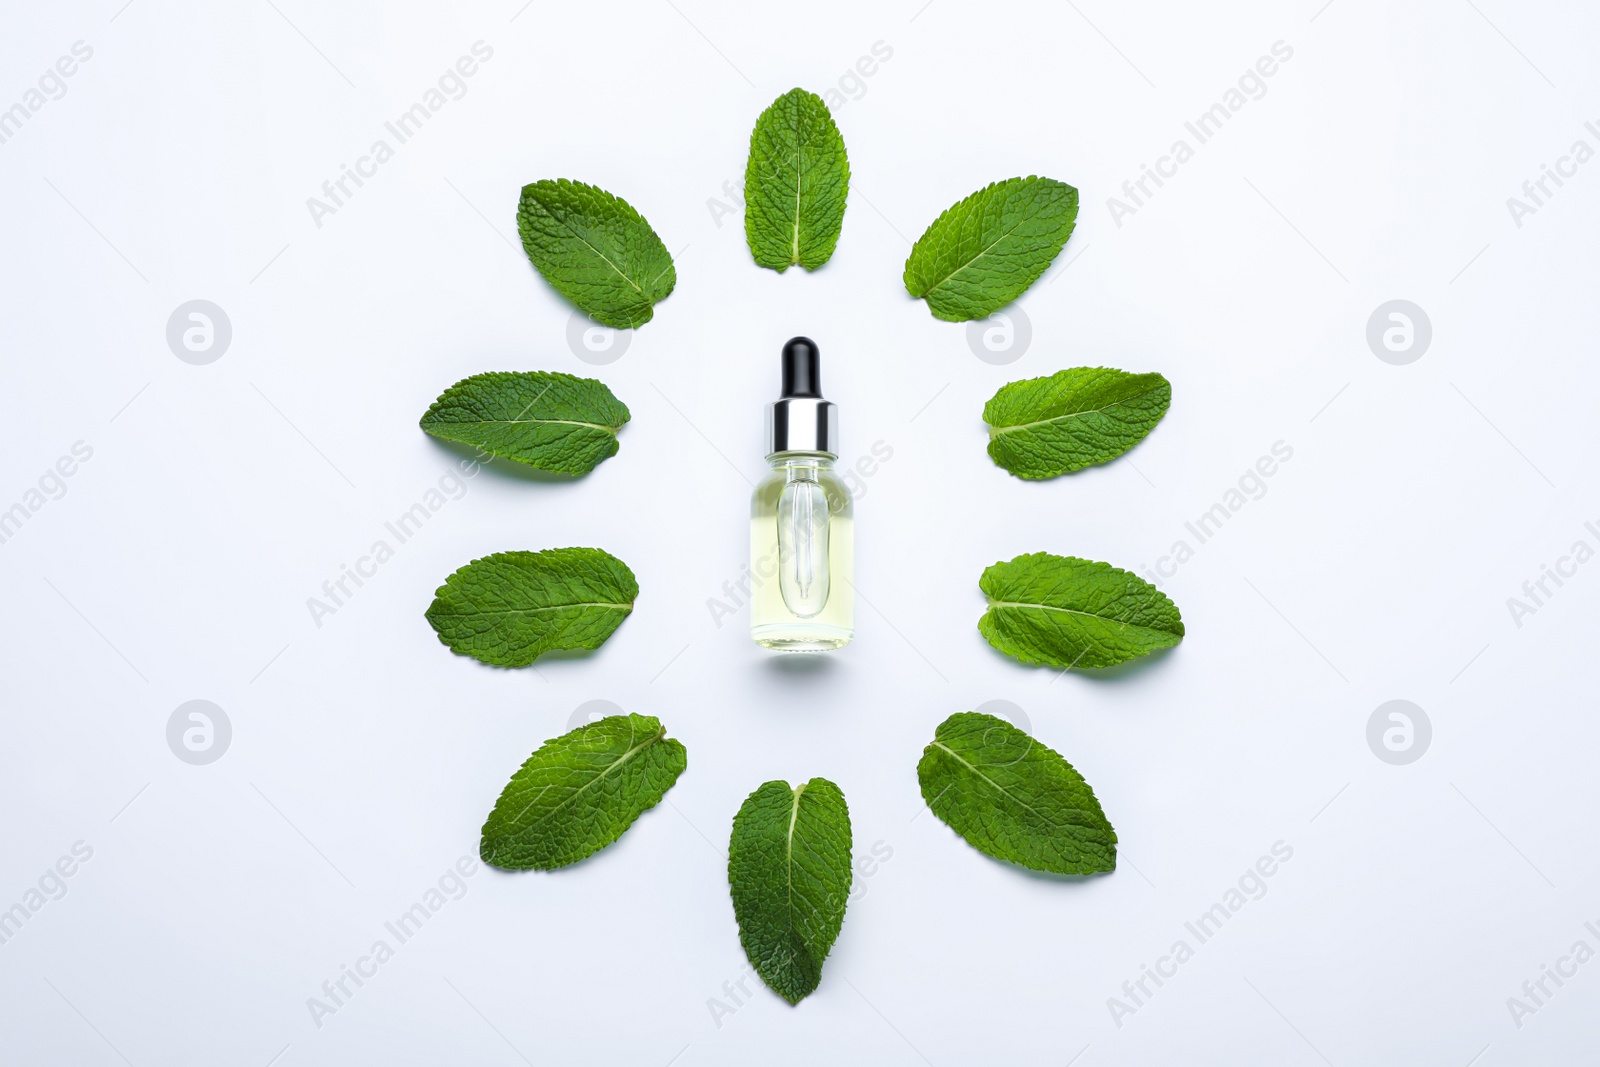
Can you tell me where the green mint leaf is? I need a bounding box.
[984,367,1170,480]
[902,176,1079,322]
[743,88,850,272]
[728,778,852,1004]
[420,371,630,476]
[425,548,637,667]
[917,712,1116,875]
[979,552,1183,669]
[516,179,676,329]
[480,714,687,870]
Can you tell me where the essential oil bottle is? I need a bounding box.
[750,337,854,651]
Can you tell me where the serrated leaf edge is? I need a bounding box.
[977,553,1185,668]
[729,778,851,1005]
[903,175,1077,304]
[424,548,638,667]
[744,88,850,273]
[984,370,1169,438]
[919,712,1117,875]
[516,179,676,328]
[480,714,685,872]
[420,372,630,438]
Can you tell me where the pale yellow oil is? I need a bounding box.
[750,454,854,650]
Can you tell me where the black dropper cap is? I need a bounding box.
[780,336,822,398]
[767,336,836,455]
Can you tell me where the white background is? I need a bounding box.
[2,0,1597,1063]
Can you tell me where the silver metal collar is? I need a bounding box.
[767,397,837,456]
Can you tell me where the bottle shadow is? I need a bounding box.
[760,653,838,680]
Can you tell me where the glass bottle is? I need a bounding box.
[750,337,854,651]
